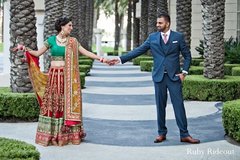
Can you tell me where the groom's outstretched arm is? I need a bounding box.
[120,36,151,64]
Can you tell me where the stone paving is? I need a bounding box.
[0,60,240,160]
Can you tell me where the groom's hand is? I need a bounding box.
[108,58,120,66]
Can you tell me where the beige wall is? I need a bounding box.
[169,0,238,57]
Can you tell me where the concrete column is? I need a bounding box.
[36,14,44,71]
[94,28,103,56]
[0,0,10,87]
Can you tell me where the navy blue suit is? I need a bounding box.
[120,30,192,138]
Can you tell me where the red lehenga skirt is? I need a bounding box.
[26,51,85,147]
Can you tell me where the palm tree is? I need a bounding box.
[133,0,140,48]
[43,0,64,72]
[176,0,192,48]
[201,0,225,79]
[9,0,37,92]
[87,0,94,51]
[126,0,132,51]
[140,0,148,43]
[96,0,128,51]
[63,0,80,41]
[79,0,89,49]
[157,0,168,15]
[148,0,157,34]
[176,0,192,67]
[85,0,94,51]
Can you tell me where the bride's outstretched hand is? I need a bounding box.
[11,44,25,52]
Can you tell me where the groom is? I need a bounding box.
[109,13,200,144]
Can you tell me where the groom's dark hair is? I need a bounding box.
[158,13,171,23]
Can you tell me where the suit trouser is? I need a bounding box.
[154,73,190,138]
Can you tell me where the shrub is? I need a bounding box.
[140,60,153,72]
[195,40,204,58]
[79,65,91,75]
[0,137,40,160]
[232,67,240,76]
[79,55,93,61]
[224,64,240,75]
[183,75,240,101]
[79,59,93,66]
[189,66,203,75]
[133,56,153,65]
[80,72,86,88]
[225,37,240,64]
[107,51,118,56]
[199,61,204,66]
[191,58,203,66]
[222,99,240,142]
[0,90,39,121]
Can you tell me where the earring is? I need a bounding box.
[61,30,64,36]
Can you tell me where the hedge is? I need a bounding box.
[232,67,240,76]
[0,137,40,160]
[79,55,94,61]
[224,64,240,75]
[133,56,153,65]
[107,51,118,56]
[79,59,93,66]
[191,58,203,66]
[0,88,39,121]
[189,66,203,75]
[79,65,91,75]
[140,60,153,72]
[183,75,240,101]
[0,73,86,121]
[192,63,240,75]
[222,99,240,142]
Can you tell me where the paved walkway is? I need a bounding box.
[0,60,240,160]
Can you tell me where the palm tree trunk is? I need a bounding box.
[140,0,148,43]
[176,0,192,68]
[79,0,88,49]
[201,0,225,79]
[126,0,132,51]
[88,0,94,51]
[176,0,192,48]
[63,0,80,41]
[43,0,64,72]
[85,0,93,51]
[148,0,157,34]
[133,0,140,48]
[10,0,37,92]
[114,0,120,51]
[157,0,168,15]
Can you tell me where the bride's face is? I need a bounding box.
[61,21,73,36]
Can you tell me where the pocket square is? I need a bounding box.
[172,41,178,43]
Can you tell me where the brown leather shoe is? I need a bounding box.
[154,135,166,143]
[180,136,200,144]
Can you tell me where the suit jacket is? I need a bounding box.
[120,30,192,82]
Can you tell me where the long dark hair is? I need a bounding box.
[55,17,72,33]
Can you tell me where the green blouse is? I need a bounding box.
[44,36,65,57]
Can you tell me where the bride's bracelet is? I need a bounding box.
[99,57,104,63]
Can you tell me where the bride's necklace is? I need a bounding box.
[56,35,67,44]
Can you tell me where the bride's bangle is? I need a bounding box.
[99,57,104,63]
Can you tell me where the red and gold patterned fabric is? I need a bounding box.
[26,37,85,146]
